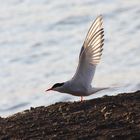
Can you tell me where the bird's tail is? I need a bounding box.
[91,87,110,94]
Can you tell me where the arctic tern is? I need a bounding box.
[46,15,108,101]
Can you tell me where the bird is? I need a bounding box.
[46,15,108,101]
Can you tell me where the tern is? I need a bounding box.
[46,15,108,101]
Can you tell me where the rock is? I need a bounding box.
[0,90,140,139]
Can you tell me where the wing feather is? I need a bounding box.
[71,15,104,91]
[83,15,104,65]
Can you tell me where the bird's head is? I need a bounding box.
[46,82,65,92]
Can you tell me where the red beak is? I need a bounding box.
[45,88,52,92]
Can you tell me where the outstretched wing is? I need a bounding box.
[72,15,104,89]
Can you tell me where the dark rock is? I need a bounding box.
[0,90,140,139]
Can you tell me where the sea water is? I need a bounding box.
[0,0,140,117]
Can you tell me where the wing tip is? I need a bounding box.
[98,14,103,19]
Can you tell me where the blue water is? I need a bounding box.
[0,0,140,117]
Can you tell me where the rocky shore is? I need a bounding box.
[0,91,140,140]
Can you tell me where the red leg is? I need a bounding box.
[81,96,83,102]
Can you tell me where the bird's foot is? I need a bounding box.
[80,96,83,102]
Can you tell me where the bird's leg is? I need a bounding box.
[81,96,83,102]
